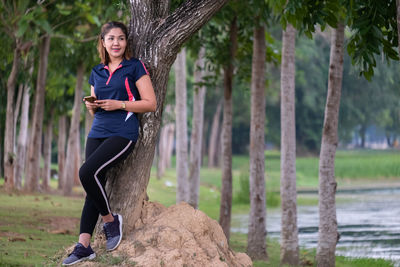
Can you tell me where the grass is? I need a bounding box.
[0,192,83,266]
[0,149,399,266]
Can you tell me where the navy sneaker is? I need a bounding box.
[62,243,96,265]
[103,213,123,251]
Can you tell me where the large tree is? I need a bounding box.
[280,23,299,266]
[247,22,268,261]
[188,47,206,208]
[175,48,189,203]
[97,0,229,236]
[316,23,345,267]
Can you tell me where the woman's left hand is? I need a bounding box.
[95,99,123,111]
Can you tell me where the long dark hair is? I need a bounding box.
[97,21,132,65]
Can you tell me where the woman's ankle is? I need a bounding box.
[79,233,91,248]
[102,213,114,223]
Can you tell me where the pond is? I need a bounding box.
[231,187,400,266]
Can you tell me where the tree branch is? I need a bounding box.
[154,0,229,59]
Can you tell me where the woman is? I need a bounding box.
[62,21,156,266]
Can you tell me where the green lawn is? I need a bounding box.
[0,149,398,266]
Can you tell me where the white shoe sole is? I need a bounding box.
[62,253,96,266]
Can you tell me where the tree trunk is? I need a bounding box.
[396,0,400,56]
[14,80,31,190]
[42,111,54,191]
[93,0,228,239]
[85,110,94,143]
[247,23,268,261]
[219,17,237,242]
[74,137,81,186]
[359,124,366,148]
[208,99,222,168]
[13,84,24,153]
[57,115,67,190]
[188,47,206,208]
[4,47,20,191]
[63,62,84,195]
[316,23,345,267]
[25,35,51,192]
[279,23,299,266]
[175,48,189,203]
[157,104,175,179]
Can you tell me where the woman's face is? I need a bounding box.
[102,27,127,61]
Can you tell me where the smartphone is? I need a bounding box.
[84,96,96,103]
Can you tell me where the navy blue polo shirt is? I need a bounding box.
[88,58,149,141]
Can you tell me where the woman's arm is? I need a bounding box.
[96,75,157,113]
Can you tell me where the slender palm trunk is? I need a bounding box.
[280,23,299,266]
[188,47,206,208]
[13,84,23,153]
[208,99,222,168]
[14,83,30,190]
[175,48,189,203]
[396,0,400,56]
[4,47,20,191]
[25,35,51,192]
[42,111,54,191]
[63,62,84,195]
[316,23,345,267]
[57,115,67,190]
[157,105,174,179]
[219,17,237,242]
[247,23,268,261]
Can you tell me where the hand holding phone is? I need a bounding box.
[83,96,96,103]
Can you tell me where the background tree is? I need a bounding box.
[279,23,299,266]
[247,20,268,261]
[188,47,206,208]
[175,48,189,203]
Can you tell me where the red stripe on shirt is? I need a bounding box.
[125,77,135,101]
[140,60,149,75]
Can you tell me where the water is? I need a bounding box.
[231,187,400,265]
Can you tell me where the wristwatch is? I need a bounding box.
[121,101,126,110]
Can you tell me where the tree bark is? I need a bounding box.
[208,99,222,168]
[4,47,20,191]
[396,0,400,56]
[316,23,345,267]
[280,23,299,266]
[188,47,206,208]
[13,84,24,153]
[157,104,175,179]
[219,17,238,242]
[14,83,30,190]
[57,115,67,190]
[175,48,189,203]
[92,0,228,239]
[247,23,268,261]
[25,35,51,192]
[63,62,84,195]
[42,111,54,191]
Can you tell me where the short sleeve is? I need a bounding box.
[89,69,95,86]
[134,60,149,82]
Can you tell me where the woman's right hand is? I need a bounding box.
[84,100,99,111]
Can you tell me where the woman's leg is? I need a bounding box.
[78,136,135,245]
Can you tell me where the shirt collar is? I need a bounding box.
[97,58,133,70]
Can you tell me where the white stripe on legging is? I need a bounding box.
[94,140,132,214]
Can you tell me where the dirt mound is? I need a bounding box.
[80,201,252,266]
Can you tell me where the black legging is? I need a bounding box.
[79,136,135,235]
